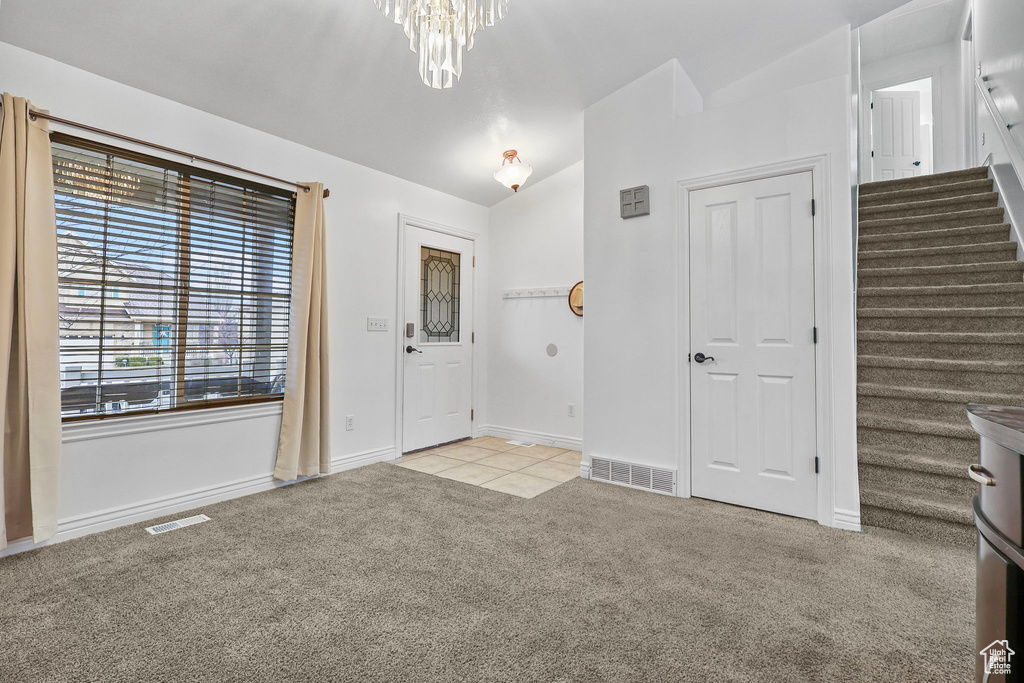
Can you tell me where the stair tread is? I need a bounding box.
[859,486,972,525]
[857,382,1024,406]
[858,329,1024,343]
[858,222,1008,244]
[858,446,971,478]
[858,306,1024,317]
[860,167,990,195]
[858,261,1024,277]
[857,354,1024,373]
[858,241,1015,259]
[858,411,976,439]
[859,192,999,217]
[858,206,1004,230]
[859,178,994,206]
[858,282,1024,297]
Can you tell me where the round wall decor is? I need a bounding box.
[568,281,583,317]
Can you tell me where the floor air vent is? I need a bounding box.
[145,514,211,535]
[590,457,676,495]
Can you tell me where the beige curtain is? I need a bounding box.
[0,93,61,549]
[274,183,331,481]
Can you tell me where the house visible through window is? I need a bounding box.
[53,134,296,421]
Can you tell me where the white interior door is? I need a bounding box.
[688,172,817,520]
[402,226,474,453]
[872,90,923,180]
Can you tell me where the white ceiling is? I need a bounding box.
[860,0,966,65]
[0,0,912,206]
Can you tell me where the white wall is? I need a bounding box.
[861,42,964,176]
[583,29,860,528]
[0,40,490,555]
[484,162,583,448]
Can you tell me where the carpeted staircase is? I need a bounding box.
[857,166,1023,546]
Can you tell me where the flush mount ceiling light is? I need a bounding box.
[374,0,511,89]
[493,150,533,193]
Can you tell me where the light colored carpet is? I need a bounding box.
[0,463,973,682]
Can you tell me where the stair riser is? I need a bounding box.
[859,291,1024,308]
[858,268,1024,287]
[859,213,1005,236]
[858,339,1024,361]
[860,169,990,195]
[859,462,976,499]
[859,180,993,207]
[860,227,1010,250]
[858,426,977,461]
[858,315,1024,333]
[858,393,1015,424]
[858,246,1017,267]
[859,194,999,220]
[861,505,975,546]
[858,364,1024,392]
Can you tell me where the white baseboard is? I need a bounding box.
[476,424,582,452]
[0,446,396,558]
[833,508,862,532]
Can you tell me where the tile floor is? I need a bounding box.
[396,437,583,498]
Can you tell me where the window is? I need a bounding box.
[53,134,295,421]
[420,246,460,343]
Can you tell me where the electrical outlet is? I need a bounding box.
[345,415,355,431]
[367,317,389,332]
[568,403,576,418]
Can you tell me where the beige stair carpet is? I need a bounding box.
[857,166,1023,545]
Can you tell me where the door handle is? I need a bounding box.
[693,352,715,364]
[968,464,996,486]
[406,345,423,354]
[912,161,922,166]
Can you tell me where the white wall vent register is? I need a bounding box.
[591,457,676,496]
[145,514,211,535]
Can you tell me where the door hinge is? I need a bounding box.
[687,352,691,363]
[814,456,820,474]
[471,409,474,421]
[811,199,816,216]
[870,101,874,109]
[871,150,875,158]
[472,332,475,343]
[813,327,818,344]
[472,256,476,267]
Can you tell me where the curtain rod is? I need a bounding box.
[2,102,329,198]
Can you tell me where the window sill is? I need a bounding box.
[61,402,284,444]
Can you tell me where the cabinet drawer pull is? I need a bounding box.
[968,464,996,486]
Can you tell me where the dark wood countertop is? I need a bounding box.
[967,404,1024,454]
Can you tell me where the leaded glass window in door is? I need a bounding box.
[420,247,460,343]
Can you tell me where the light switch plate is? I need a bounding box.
[620,185,650,219]
[367,317,389,331]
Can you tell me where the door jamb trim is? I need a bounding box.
[394,214,480,458]
[676,155,836,528]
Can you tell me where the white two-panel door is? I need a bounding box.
[872,90,923,180]
[402,226,474,453]
[688,172,817,520]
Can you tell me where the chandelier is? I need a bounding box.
[374,0,512,89]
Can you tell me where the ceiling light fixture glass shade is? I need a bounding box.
[374,0,511,89]
[494,150,533,192]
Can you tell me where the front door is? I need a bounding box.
[402,226,474,453]
[872,89,923,180]
[688,172,817,520]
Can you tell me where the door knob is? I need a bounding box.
[912,161,922,166]
[406,345,423,354]
[693,352,714,364]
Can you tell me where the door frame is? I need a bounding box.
[676,155,836,528]
[394,214,481,458]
